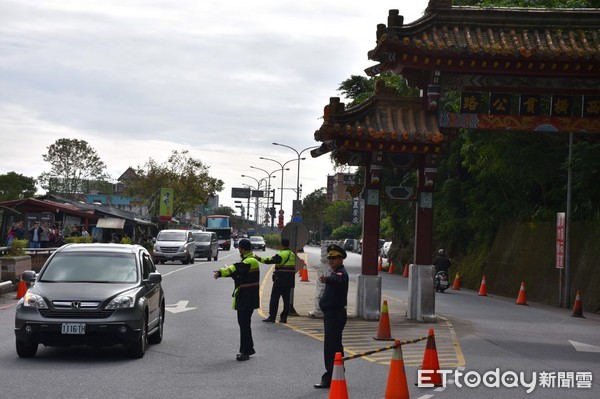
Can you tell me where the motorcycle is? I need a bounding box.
[435,271,449,293]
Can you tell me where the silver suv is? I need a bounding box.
[153,230,196,264]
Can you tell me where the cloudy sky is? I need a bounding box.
[0,0,429,218]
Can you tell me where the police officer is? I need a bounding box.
[314,244,349,389]
[255,238,296,323]
[214,239,260,361]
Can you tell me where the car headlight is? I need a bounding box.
[22,292,49,309]
[106,295,136,310]
[153,244,159,252]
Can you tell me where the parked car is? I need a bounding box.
[249,236,266,251]
[380,241,392,258]
[192,230,219,261]
[153,229,196,264]
[14,243,165,358]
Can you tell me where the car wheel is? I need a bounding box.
[148,306,164,345]
[263,247,266,251]
[207,254,212,261]
[129,315,147,358]
[16,339,38,358]
[190,254,195,264]
[182,255,189,265]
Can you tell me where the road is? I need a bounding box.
[0,245,597,398]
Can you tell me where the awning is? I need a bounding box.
[96,218,126,229]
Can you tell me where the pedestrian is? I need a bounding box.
[40,221,50,248]
[255,238,296,323]
[28,221,43,249]
[314,243,349,389]
[213,238,260,361]
[433,248,451,274]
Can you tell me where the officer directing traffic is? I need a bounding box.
[314,244,349,389]
[255,238,296,323]
[213,239,260,361]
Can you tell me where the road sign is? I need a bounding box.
[384,185,414,200]
[231,187,251,198]
[292,215,302,223]
[281,222,309,257]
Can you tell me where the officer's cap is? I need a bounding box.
[238,239,252,251]
[327,244,346,259]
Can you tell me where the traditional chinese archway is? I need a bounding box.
[311,0,600,320]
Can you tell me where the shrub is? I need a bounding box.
[7,239,28,257]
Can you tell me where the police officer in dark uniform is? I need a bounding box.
[255,238,296,323]
[314,244,349,389]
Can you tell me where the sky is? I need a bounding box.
[0,0,430,220]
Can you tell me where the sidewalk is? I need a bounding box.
[259,258,464,368]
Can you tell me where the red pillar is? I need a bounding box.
[414,155,435,265]
[361,161,382,276]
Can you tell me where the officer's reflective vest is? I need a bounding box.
[218,252,260,310]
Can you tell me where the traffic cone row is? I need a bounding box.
[15,277,28,299]
[373,300,394,341]
[516,281,527,305]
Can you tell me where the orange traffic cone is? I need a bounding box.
[388,261,395,274]
[378,256,383,272]
[402,263,409,278]
[300,265,309,282]
[373,300,394,341]
[451,272,460,290]
[516,281,527,305]
[571,290,584,318]
[384,340,410,399]
[15,277,27,300]
[328,352,349,399]
[419,329,442,387]
[478,276,488,296]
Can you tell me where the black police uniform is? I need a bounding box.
[257,242,296,323]
[315,244,349,388]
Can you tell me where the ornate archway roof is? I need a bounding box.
[366,0,600,78]
[312,81,442,160]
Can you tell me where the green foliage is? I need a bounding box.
[124,150,224,222]
[337,73,419,108]
[7,239,28,257]
[324,200,353,227]
[64,236,93,244]
[38,138,111,197]
[453,0,597,7]
[263,234,281,249]
[301,188,328,239]
[0,172,36,201]
[331,224,362,240]
[210,206,235,217]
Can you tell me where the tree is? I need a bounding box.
[210,206,235,217]
[301,188,329,239]
[0,172,36,201]
[38,138,110,197]
[125,150,224,221]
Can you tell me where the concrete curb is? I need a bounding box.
[0,280,15,295]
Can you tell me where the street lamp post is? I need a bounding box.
[259,156,301,230]
[250,166,279,229]
[241,175,268,224]
[272,143,319,202]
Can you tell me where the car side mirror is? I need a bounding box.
[21,270,37,283]
[145,272,162,284]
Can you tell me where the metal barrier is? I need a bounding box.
[342,334,429,362]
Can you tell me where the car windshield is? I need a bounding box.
[249,237,264,242]
[157,231,186,241]
[193,233,211,242]
[39,252,138,283]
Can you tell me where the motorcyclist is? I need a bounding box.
[433,249,452,274]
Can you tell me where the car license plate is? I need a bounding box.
[61,323,86,335]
